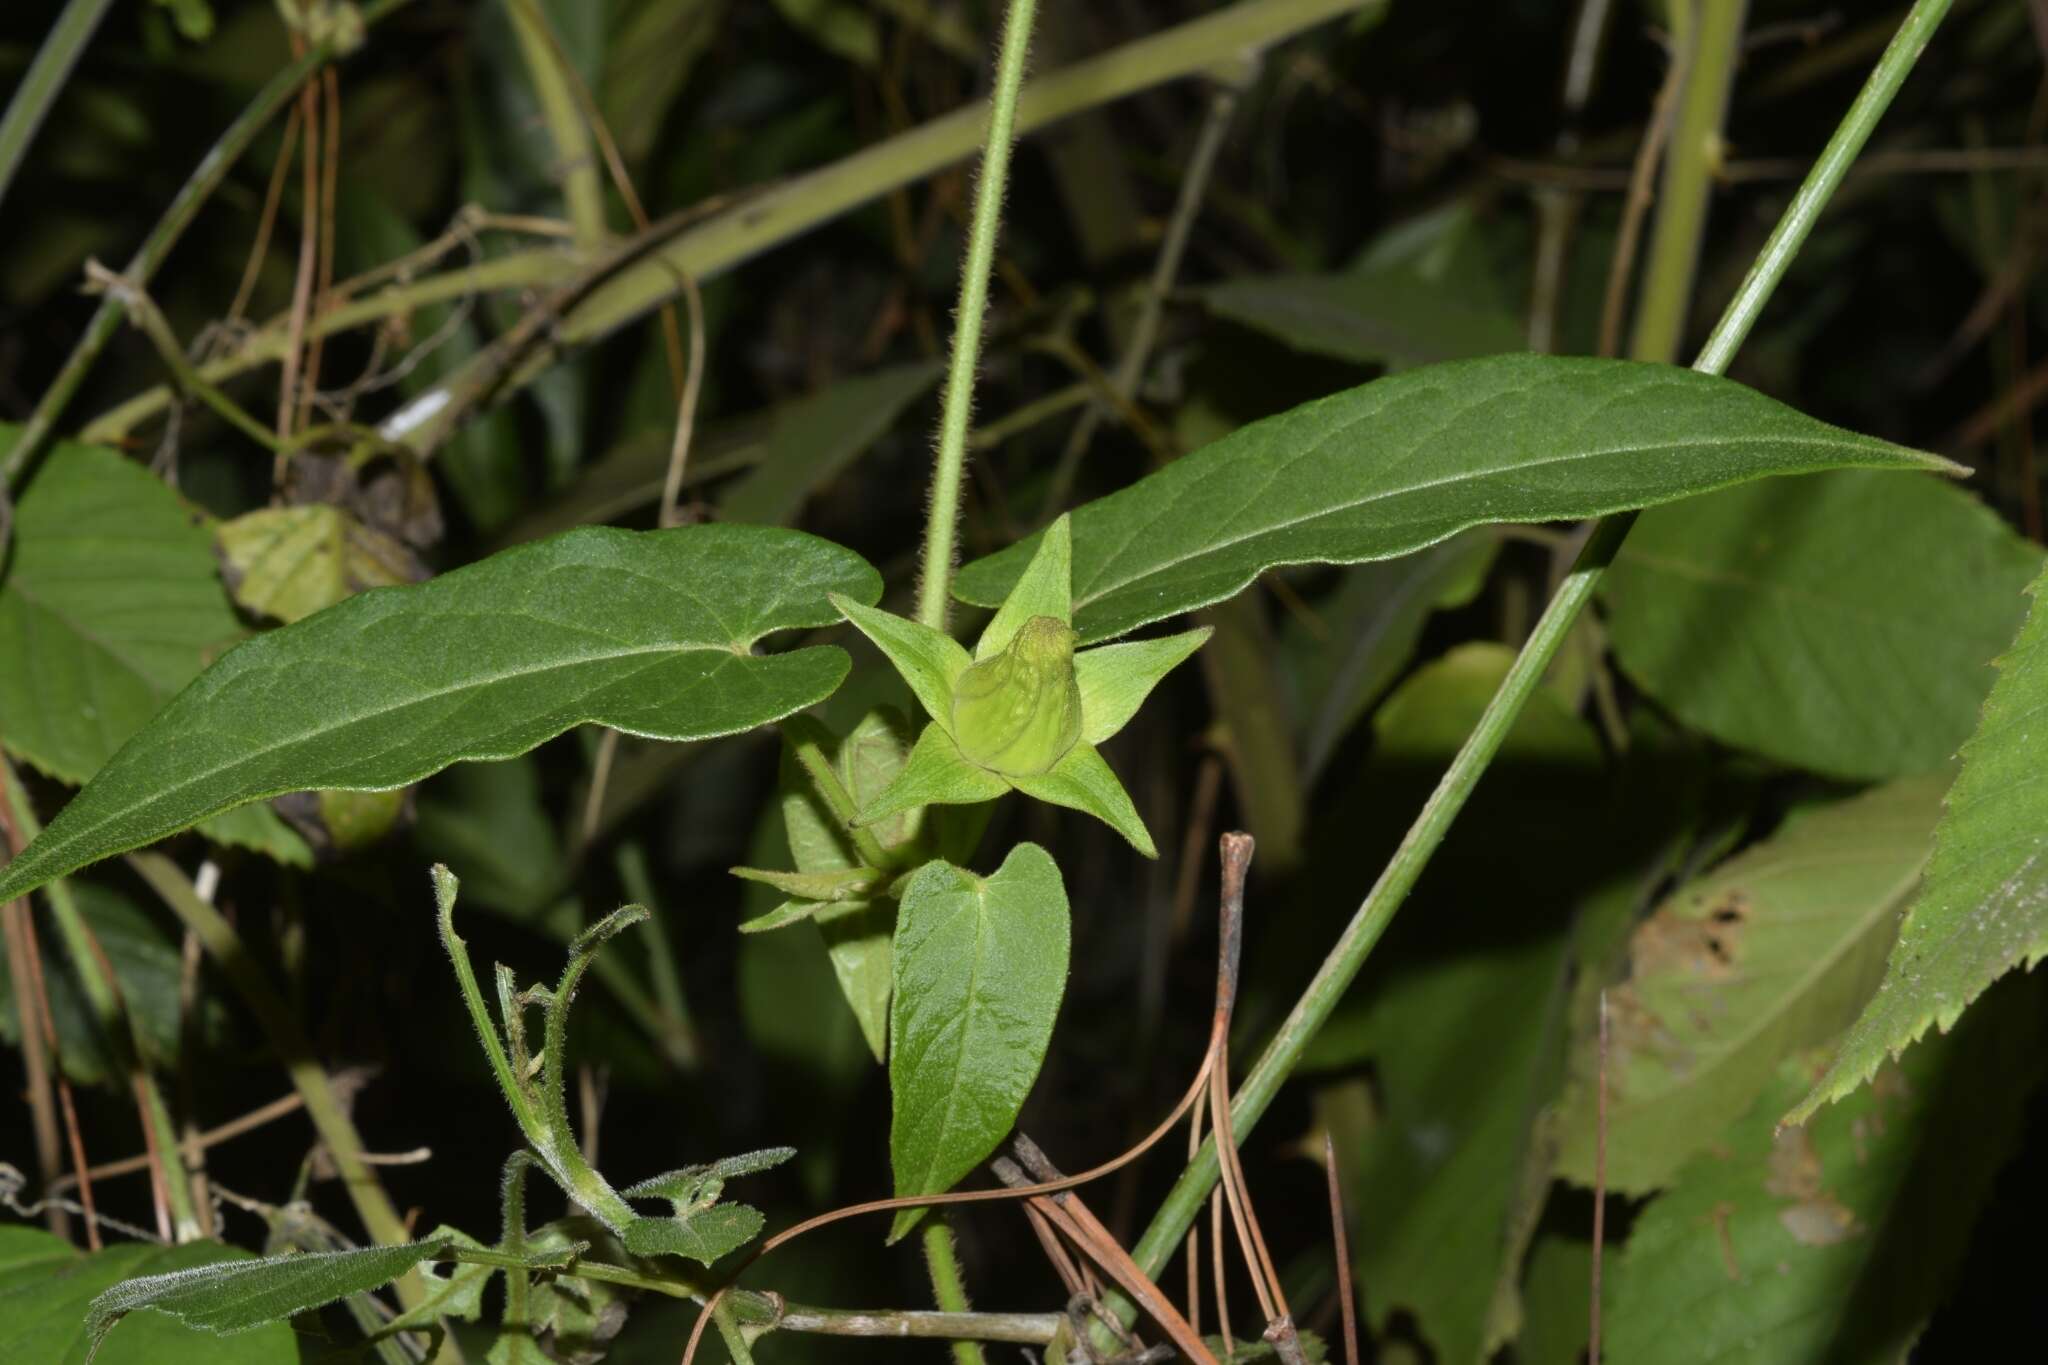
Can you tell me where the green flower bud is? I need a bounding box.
[949,615,1083,777]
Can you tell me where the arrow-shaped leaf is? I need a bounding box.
[954,355,1960,643]
[0,524,879,902]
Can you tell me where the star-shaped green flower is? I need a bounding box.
[829,515,1209,858]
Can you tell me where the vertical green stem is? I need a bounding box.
[916,0,1042,630]
[1628,0,1749,363]
[1114,0,1958,1321]
[922,1219,989,1365]
[0,0,115,214]
[127,852,418,1267]
[0,0,420,489]
[504,0,608,249]
[0,758,199,1239]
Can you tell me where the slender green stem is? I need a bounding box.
[0,0,115,214]
[81,0,1378,451]
[1115,0,1959,1321]
[503,0,607,248]
[712,1296,760,1365]
[1629,0,1749,363]
[917,0,1040,630]
[783,725,893,868]
[128,851,415,1258]
[922,1219,988,1365]
[0,760,200,1240]
[613,842,700,1069]
[776,1304,1065,1344]
[1,0,420,489]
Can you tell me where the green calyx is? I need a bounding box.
[826,515,1212,858]
[950,615,1083,776]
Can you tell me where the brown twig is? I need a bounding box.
[224,105,302,332]
[0,896,63,1238]
[1324,1133,1360,1365]
[276,31,321,462]
[17,908,100,1248]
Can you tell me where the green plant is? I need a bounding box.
[4,0,2046,1361]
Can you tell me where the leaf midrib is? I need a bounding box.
[1075,432,1882,613]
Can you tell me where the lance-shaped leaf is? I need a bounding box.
[1010,743,1157,858]
[1789,558,2048,1123]
[86,1241,447,1348]
[889,842,1070,1242]
[0,524,880,902]
[857,724,1011,829]
[953,355,1963,643]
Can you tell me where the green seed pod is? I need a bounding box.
[949,615,1083,777]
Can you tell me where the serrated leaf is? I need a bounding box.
[1201,267,1523,370]
[0,524,880,902]
[86,1240,440,1349]
[1555,778,1947,1193]
[888,842,1070,1241]
[719,359,942,525]
[0,433,309,867]
[1605,978,2043,1363]
[1604,470,2043,780]
[0,1230,292,1365]
[953,355,1960,643]
[215,504,420,625]
[1790,558,2048,1122]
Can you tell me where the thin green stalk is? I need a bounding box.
[0,760,201,1240]
[1114,0,1959,1321]
[126,852,417,1260]
[613,842,699,1069]
[0,0,115,213]
[83,0,1378,449]
[917,0,1040,630]
[504,0,607,249]
[783,726,892,868]
[1629,0,1749,363]
[921,1219,988,1365]
[1,0,420,489]
[712,1296,760,1365]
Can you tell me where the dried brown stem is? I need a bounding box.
[1324,1133,1360,1365]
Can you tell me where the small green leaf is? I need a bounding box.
[729,865,885,902]
[737,899,828,933]
[976,515,1073,660]
[215,504,420,625]
[623,1146,797,1204]
[620,1206,766,1265]
[0,1231,292,1365]
[381,1227,491,1333]
[1554,778,1947,1192]
[0,524,880,903]
[954,356,1962,643]
[856,724,1010,830]
[1604,470,2042,780]
[889,843,1070,1241]
[1009,742,1156,858]
[1073,628,1213,745]
[86,1241,442,1349]
[817,899,895,1063]
[831,592,971,727]
[1789,557,2048,1123]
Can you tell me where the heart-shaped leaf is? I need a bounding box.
[954,355,1960,643]
[889,842,1070,1241]
[0,524,880,902]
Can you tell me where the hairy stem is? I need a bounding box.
[917,0,1041,630]
[922,1219,989,1365]
[1114,0,1959,1320]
